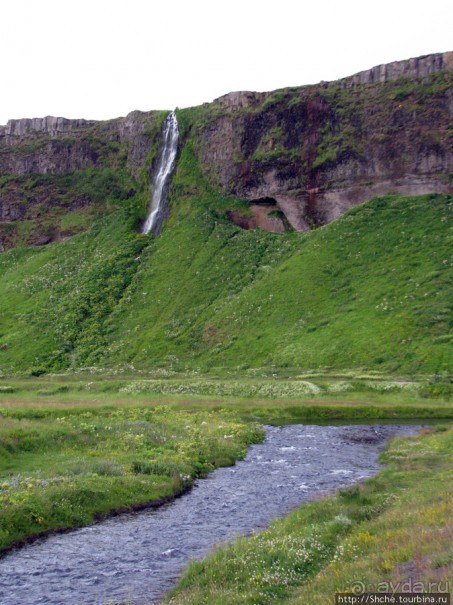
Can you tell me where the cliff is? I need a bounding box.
[0,110,166,247]
[0,52,451,248]
[193,51,452,230]
[337,51,453,86]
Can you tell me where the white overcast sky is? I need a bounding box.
[1,0,451,124]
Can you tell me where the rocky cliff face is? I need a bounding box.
[0,116,96,138]
[0,52,451,249]
[0,110,164,176]
[0,110,166,247]
[193,51,452,231]
[338,51,453,86]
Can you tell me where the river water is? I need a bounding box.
[0,423,418,605]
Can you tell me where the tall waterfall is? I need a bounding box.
[142,111,179,235]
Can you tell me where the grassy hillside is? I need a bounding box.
[108,149,452,374]
[0,136,451,377]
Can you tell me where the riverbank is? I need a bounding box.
[0,405,263,555]
[0,423,412,605]
[164,425,452,605]
[0,375,451,564]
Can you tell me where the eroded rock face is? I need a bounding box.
[227,200,287,233]
[338,51,453,87]
[117,110,162,177]
[196,52,453,231]
[0,109,167,247]
[0,110,162,177]
[0,116,96,138]
[0,52,451,246]
[0,139,101,176]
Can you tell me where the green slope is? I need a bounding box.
[109,191,452,375]
[0,142,451,376]
[197,194,452,373]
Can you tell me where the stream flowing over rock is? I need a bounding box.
[0,423,418,605]
[141,111,179,235]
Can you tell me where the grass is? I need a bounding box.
[164,425,453,605]
[0,374,451,418]
[1,375,450,560]
[0,401,264,554]
[0,190,451,375]
[0,381,450,602]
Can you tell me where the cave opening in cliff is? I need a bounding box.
[227,197,288,233]
[250,197,278,206]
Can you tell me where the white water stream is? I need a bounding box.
[142,111,179,235]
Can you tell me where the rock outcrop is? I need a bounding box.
[0,51,451,249]
[195,52,452,230]
[0,116,96,138]
[338,51,453,87]
[0,110,162,176]
[0,109,167,247]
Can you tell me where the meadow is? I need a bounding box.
[0,391,264,554]
[0,68,451,604]
[0,374,451,559]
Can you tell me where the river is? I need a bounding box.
[0,423,418,605]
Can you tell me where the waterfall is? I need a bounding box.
[142,111,179,235]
